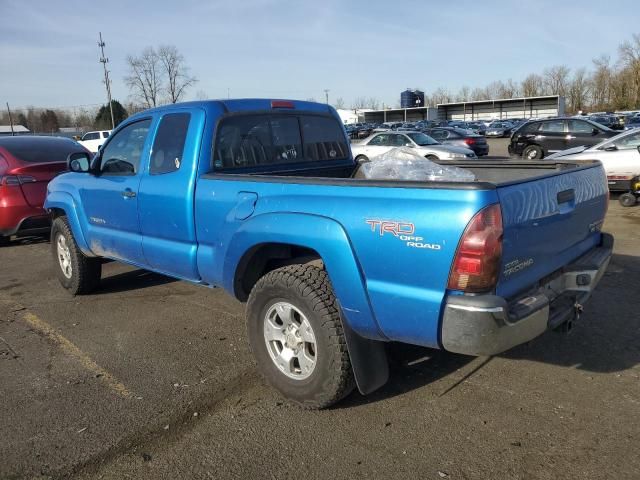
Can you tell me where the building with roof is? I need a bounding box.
[0,125,30,136]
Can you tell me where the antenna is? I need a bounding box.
[98,32,115,129]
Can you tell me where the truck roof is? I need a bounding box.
[127,99,335,122]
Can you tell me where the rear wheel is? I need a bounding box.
[619,193,637,207]
[51,217,102,295]
[523,145,543,160]
[246,264,355,409]
[0,236,10,247]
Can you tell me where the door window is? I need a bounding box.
[100,119,151,175]
[82,132,100,141]
[390,134,409,146]
[568,120,594,134]
[539,120,565,133]
[612,131,640,150]
[150,113,190,175]
[368,134,389,146]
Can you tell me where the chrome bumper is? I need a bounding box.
[441,233,613,356]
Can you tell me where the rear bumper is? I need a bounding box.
[441,233,613,356]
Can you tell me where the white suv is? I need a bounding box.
[78,130,111,153]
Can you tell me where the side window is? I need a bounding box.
[391,134,408,146]
[613,131,640,150]
[521,122,540,134]
[539,120,565,133]
[431,130,448,140]
[83,132,99,141]
[569,120,594,134]
[102,132,110,138]
[368,134,388,146]
[100,119,151,175]
[150,113,190,175]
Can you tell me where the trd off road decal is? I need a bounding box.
[365,219,442,250]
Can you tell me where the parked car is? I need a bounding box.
[546,128,640,181]
[485,122,515,138]
[588,115,624,131]
[624,116,640,130]
[509,118,618,159]
[351,131,477,161]
[466,122,487,136]
[424,127,490,156]
[77,130,111,153]
[46,99,612,409]
[0,136,88,245]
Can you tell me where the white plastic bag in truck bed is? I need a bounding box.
[360,147,476,182]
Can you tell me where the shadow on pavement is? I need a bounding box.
[95,268,177,294]
[339,252,640,407]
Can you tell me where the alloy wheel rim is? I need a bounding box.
[263,301,317,380]
[57,234,73,279]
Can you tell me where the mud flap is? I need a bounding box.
[340,312,389,395]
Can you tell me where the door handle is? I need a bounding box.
[122,189,136,198]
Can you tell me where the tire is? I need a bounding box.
[246,264,355,409]
[0,236,9,247]
[425,154,439,161]
[619,193,637,207]
[354,154,369,164]
[51,217,102,295]
[523,145,543,160]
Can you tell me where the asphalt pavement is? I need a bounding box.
[1,162,639,479]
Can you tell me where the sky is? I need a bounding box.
[1,0,639,112]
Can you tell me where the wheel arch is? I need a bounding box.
[45,191,94,256]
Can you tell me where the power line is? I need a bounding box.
[98,32,115,129]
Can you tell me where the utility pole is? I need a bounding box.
[5,103,15,135]
[98,32,115,129]
[324,89,329,104]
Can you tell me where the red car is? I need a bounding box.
[0,136,89,245]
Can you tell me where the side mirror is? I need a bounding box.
[604,145,618,152]
[67,152,92,173]
[592,128,600,136]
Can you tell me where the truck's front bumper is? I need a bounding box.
[441,233,613,356]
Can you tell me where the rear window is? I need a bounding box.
[0,138,83,163]
[213,114,348,170]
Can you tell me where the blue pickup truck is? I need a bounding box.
[45,99,612,408]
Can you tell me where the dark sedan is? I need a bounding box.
[424,127,489,157]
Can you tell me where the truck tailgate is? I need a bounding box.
[495,164,608,299]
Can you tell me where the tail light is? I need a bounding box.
[0,175,37,186]
[448,204,503,293]
[464,138,476,146]
[271,100,295,109]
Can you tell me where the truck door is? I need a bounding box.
[79,118,153,264]
[138,109,204,281]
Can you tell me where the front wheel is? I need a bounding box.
[51,217,102,295]
[523,145,543,160]
[354,154,369,164]
[246,264,355,409]
[619,193,637,207]
[0,236,9,247]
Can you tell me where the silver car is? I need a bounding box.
[546,128,640,178]
[351,131,477,162]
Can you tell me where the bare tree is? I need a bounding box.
[543,65,571,96]
[333,97,346,109]
[619,33,640,107]
[366,97,380,109]
[590,55,612,110]
[455,86,471,102]
[430,87,452,105]
[351,97,367,109]
[521,74,544,97]
[125,47,163,108]
[158,45,197,103]
[568,68,590,112]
